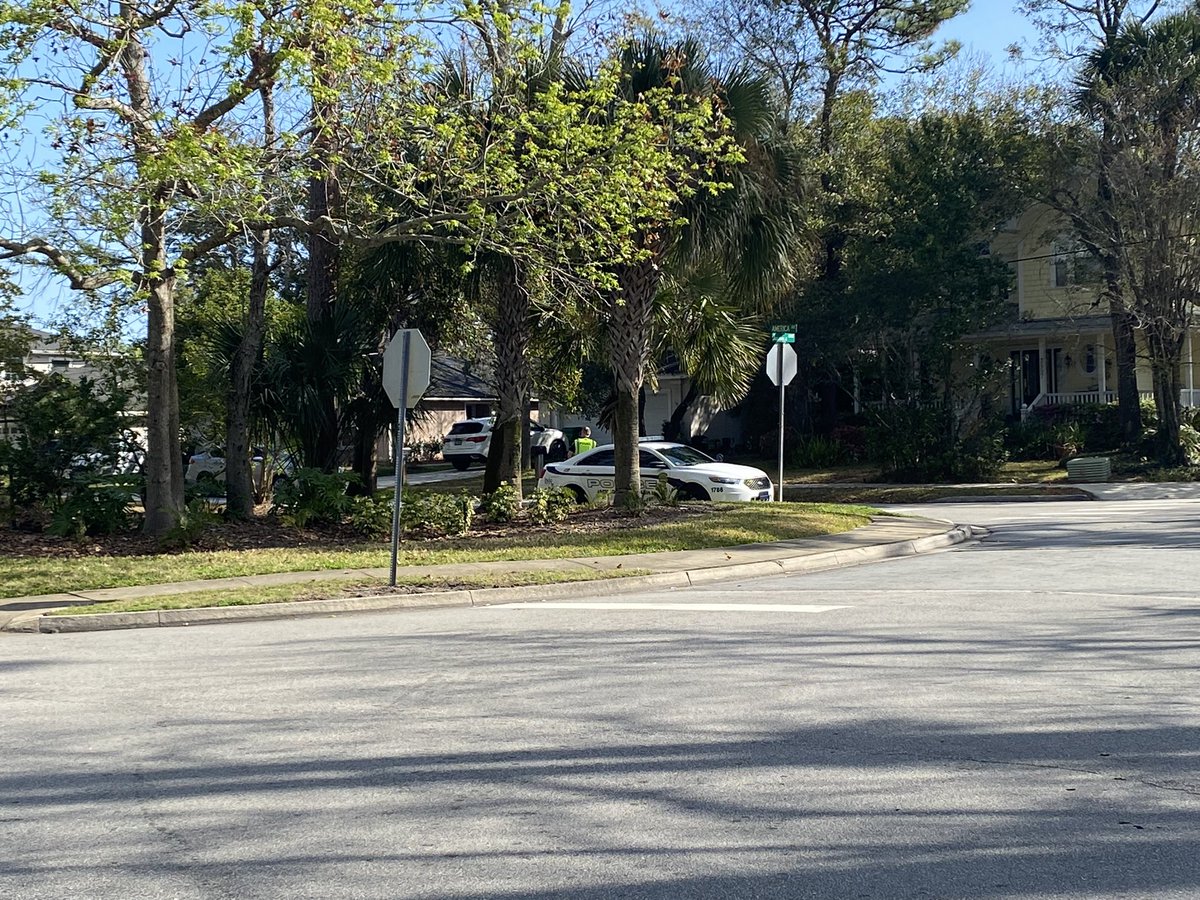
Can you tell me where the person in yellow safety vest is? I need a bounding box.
[573,426,597,456]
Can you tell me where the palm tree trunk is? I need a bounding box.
[483,257,530,497]
[608,257,661,506]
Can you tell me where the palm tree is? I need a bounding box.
[604,38,800,505]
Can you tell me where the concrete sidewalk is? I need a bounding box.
[2,516,980,634]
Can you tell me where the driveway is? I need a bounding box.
[3,498,1199,899]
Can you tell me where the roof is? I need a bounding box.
[961,315,1114,342]
[424,354,495,402]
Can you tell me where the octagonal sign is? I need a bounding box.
[382,328,431,409]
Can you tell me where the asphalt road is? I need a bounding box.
[3,499,1200,900]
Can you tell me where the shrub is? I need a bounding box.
[481,481,520,523]
[0,373,141,523]
[1005,421,1058,461]
[350,494,393,537]
[529,486,575,525]
[159,498,219,549]
[401,490,475,536]
[643,471,679,507]
[868,405,1006,482]
[1052,422,1085,461]
[830,425,868,461]
[48,475,140,538]
[272,468,353,527]
[787,435,843,469]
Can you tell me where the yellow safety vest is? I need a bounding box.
[573,437,597,456]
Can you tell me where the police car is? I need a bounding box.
[538,441,773,502]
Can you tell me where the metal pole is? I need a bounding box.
[777,350,785,503]
[389,332,411,587]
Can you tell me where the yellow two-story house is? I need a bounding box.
[966,206,1200,419]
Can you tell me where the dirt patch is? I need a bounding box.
[0,504,718,560]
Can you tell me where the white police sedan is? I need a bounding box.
[538,441,773,503]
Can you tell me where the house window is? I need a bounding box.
[1085,345,1096,374]
[51,358,69,370]
[1052,245,1071,288]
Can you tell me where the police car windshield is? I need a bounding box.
[657,445,713,467]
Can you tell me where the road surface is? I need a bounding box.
[3,498,1199,899]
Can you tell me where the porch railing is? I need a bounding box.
[1023,389,1198,420]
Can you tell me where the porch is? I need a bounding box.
[962,315,1200,421]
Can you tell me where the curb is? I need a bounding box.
[34,523,985,634]
[930,494,1092,504]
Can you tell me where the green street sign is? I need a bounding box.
[770,323,797,344]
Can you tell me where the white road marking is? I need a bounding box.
[490,602,851,613]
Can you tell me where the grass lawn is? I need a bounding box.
[45,568,651,616]
[2,502,875,599]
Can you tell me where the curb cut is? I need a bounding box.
[34,524,986,634]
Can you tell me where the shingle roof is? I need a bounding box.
[425,354,496,401]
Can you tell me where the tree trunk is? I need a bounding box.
[305,60,341,473]
[224,230,270,519]
[225,76,277,518]
[665,382,700,441]
[1149,328,1186,466]
[613,380,640,504]
[607,256,661,506]
[350,398,379,496]
[142,224,183,537]
[483,256,530,497]
[1112,308,1141,445]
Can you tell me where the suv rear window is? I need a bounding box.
[448,422,487,436]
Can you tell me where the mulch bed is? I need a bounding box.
[0,504,716,560]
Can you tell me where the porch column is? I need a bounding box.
[1097,334,1107,397]
[1038,337,1048,400]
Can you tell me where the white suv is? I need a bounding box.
[538,441,773,502]
[441,417,565,471]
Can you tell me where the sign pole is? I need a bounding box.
[777,350,785,502]
[389,331,411,587]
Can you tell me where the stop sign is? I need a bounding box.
[382,329,431,408]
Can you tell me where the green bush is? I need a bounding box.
[868,405,1007,482]
[481,481,520,523]
[529,486,575,524]
[0,373,141,524]
[643,471,679,507]
[1005,421,1058,461]
[350,494,393,537]
[48,475,140,539]
[401,490,475,536]
[272,468,353,527]
[160,498,220,549]
[787,436,843,468]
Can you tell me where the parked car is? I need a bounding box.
[441,417,566,471]
[185,448,295,488]
[538,441,773,502]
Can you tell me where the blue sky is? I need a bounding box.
[938,2,1036,65]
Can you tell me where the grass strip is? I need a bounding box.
[3,503,874,599]
[46,568,652,616]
